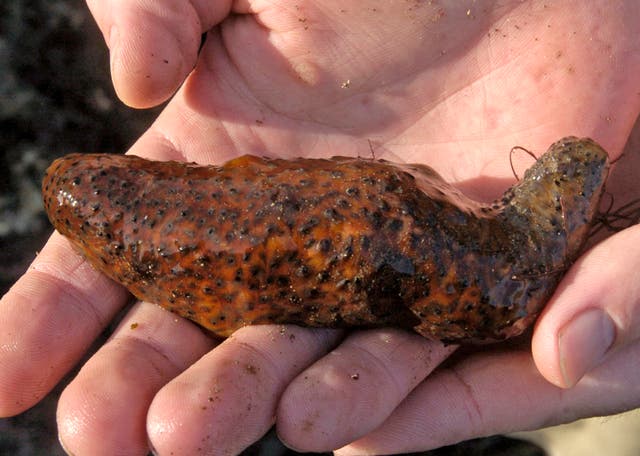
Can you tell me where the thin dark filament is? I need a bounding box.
[367,139,377,161]
[510,146,538,181]
[589,195,640,238]
[610,150,626,165]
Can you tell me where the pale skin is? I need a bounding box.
[1,1,640,454]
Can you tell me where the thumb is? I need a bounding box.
[532,224,640,388]
[86,0,231,108]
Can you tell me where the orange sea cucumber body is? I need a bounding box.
[42,137,609,343]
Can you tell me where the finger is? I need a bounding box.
[337,342,640,455]
[57,300,215,455]
[532,224,640,388]
[85,0,232,108]
[146,325,341,456]
[0,232,128,417]
[276,329,455,453]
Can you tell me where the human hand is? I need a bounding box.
[1,1,639,455]
[337,127,640,453]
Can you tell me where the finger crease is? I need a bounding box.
[445,366,484,436]
[115,334,184,378]
[29,268,111,331]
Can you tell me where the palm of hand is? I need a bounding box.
[157,2,633,188]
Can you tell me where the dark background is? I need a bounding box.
[0,1,544,454]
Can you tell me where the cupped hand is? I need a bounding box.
[1,1,640,455]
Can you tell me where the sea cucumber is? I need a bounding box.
[42,137,609,343]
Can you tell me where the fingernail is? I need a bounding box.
[558,309,615,388]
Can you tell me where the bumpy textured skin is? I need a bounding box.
[42,137,609,343]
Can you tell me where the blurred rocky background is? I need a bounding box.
[0,1,156,453]
[0,1,547,454]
